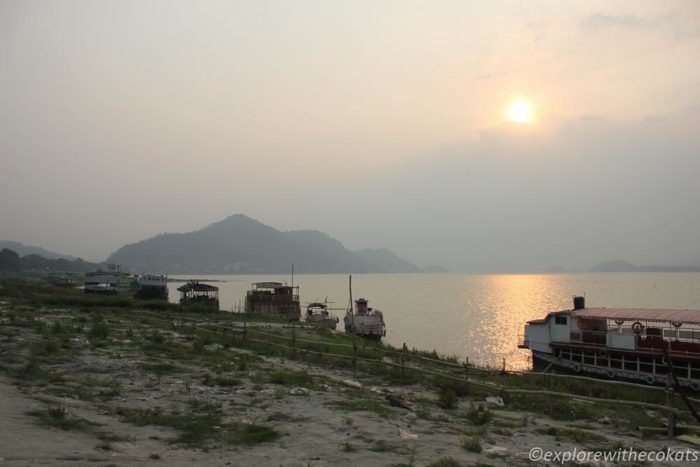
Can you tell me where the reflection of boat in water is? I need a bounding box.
[520,296,700,391]
[304,302,339,330]
[344,298,386,340]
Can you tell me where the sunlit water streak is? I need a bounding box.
[168,273,700,370]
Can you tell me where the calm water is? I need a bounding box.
[168,273,700,370]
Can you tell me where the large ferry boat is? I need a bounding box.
[84,264,131,294]
[519,297,700,391]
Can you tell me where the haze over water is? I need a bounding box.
[169,272,700,370]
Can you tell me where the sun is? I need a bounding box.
[506,99,535,124]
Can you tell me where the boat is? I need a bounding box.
[244,282,301,321]
[134,274,169,300]
[84,264,131,294]
[177,280,219,310]
[519,296,700,391]
[46,272,77,288]
[344,298,386,340]
[304,302,339,330]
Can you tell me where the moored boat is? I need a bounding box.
[135,274,169,300]
[244,282,301,321]
[520,296,700,391]
[304,302,339,330]
[84,264,131,294]
[344,298,386,340]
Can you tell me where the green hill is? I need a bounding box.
[106,214,421,274]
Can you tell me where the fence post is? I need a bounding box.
[463,355,470,395]
[401,343,407,375]
[501,357,507,375]
[292,322,297,358]
[242,317,247,348]
[267,325,271,348]
[666,375,675,439]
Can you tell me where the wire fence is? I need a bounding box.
[122,309,700,430]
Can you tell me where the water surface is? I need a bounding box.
[169,273,700,370]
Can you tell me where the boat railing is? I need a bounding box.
[567,328,700,356]
[517,334,528,348]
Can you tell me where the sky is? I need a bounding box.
[1,0,699,272]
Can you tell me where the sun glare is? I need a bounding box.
[506,99,535,124]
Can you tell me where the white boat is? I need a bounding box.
[344,298,386,340]
[304,302,339,330]
[520,296,700,391]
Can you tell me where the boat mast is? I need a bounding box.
[349,275,357,362]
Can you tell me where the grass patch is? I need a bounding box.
[139,362,185,375]
[464,404,492,426]
[461,434,482,453]
[88,322,110,339]
[328,399,395,417]
[223,424,280,445]
[427,458,462,467]
[118,407,279,447]
[119,407,220,447]
[268,370,314,387]
[369,439,407,454]
[535,426,607,443]
[343,442,357,452]
[27,406,99,432]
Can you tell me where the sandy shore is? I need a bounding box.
[1,302,699,466]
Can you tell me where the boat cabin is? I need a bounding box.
[245,282,301,320]
[521,297,700,390]
[84,264,131,294]
[177,280,219,310]
[135,274,169,300]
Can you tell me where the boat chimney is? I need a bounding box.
[573,296,585,310]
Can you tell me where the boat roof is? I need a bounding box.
[252,282,296,289]
[574,307,700,325]
[177,281,218,292]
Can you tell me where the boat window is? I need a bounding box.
[554,316,567,325]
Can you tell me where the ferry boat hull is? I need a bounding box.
[520,297,700,392]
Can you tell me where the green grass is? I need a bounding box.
[139,362,185,375]
[427,458,462,467]
[118,407,221,447]
[464,404,492,426]
[223,424,280,445]
[461,434,482,453]
[118,406,279,447]
[328,399,395,417]
[535,426,607,443]
[27,406,99,432]
[268,370,314,386]
[369,439,408,454]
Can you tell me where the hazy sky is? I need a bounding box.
[2,0,699,272]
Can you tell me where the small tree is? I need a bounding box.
[0,249,21,272]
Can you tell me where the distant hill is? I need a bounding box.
[0,241,74,260]
[420,265,450,273]
[354,248,420,273]
[591,259,700,273]
[106,214,427,274]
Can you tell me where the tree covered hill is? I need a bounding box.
[106,214,422,274]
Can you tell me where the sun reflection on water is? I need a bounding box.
[169,273,700,371]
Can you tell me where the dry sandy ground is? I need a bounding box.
[1,310,700,466]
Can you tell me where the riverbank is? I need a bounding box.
[0,279,699,466]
